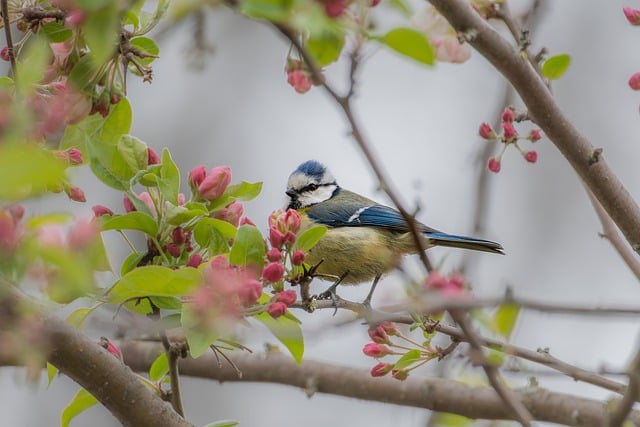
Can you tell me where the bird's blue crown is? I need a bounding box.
[294,160,326,180]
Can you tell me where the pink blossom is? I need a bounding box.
[413,6,471,63]
[99,337,123,361]
[65,9,86,27]
[172,227,186,244]
[240,217,256,226]
[363,342,392,358]
[291,250,305,265]
[501,107,515,123]
[198,166,232,200]
[287,70,312,94]
[262,262,285,283]
[36,224,65,248]
[0,47,9,62]
[123,195,136,213]
[267,301,287,318]
[0,210,20,252]
[238,279,263,306]
[166,243,181,258]
[276,290,297,306]
[189,165,207,188]
[368,324,390,344]
[322,0,348,18]
[478,122,494,139]
[529,129,542,142]
[370,362,393,377]
[139,192,157,216]
[502,121,517,140]
[66,148,83,165]
[269,226,285,248]
[147,147,160,165]
[629,72,640,90]
[66,186,86,203]
[487,157,501,173]
[624,7,640,25]
[187,253,203,268]
[213,201,244,227]
[266,248,282,262]
[68,218,99,250]
[524,150,538,163]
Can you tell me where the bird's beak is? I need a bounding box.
[285,189,297,199]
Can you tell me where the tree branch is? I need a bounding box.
[428,0,640,254]
[0,280,191,427]
[120,341,640,426]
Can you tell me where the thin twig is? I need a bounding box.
[450,310,533,426]
[160,331,185,417]
[1,0,16,77]
[609,341,640,427]
[587,188,640,281]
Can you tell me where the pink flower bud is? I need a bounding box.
[287,70,312,94]
[370,362,393,377]
[67,186,86,202]
[502,121,517,140]
[391,369,409,381]
[68,218,99,250]
[66,148,83,165]
[368,324,390,344]
[266,247,282,262]
[524,150,538,163]
[198,166,232,200]
[291,250,305,265]
[178,193,186,206]
[147,147,160,165]
[276,290,297,306]
[624,7,640,25]
[239,279,263,306]
[529,129,542,142]
[166,243,182,258]
[369,0,381,6]
[424,271,448,290]
[262,262,285,283]
[189,165,207,188]
[65,9,86,26]
[213,201,244,227]
[501,107,514,123]
[240,217,256,226]
[379,321,399,336]
[487,157,501,173]
[210,254,229,270]
[323,0,347,18]
[363,342,392,358]
[478,122,495,139]
[268,301,288,318]
[0,46,9,62]
[187,253,203,268]
[284,231,296,245]
[284,209,302,233]
[139,191,157,216]
[8,205,24,221]
[123,195,136,213]
[629,72,640,90]
[269,226,285,248]
[99,337,123,361]
[172,227,186,244]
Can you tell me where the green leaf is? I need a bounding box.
[84,4,119,65]
[120,251,146,275]
[202,421,240,427]
[378,28,435,66]
[430,413,473,427]
[129,37,159,66]
[229,225,265,268]
[306,30,345,67]
[393,349,422,370]
[181,306,219,358]
[108,266,201,304]
[255,311,304,364]
[492,303,520,339]
[165,203,207,226]
[47,362,58,388]
[149,352,169,381]
[193,218,233,255]
[541,54,571,80]
[41,21,73,43]
[239,0,292,21]
[294,225,326,251]
[61,388,98,427]
[15,36,49,94]
[0,143,67,201]
[149,296,182,310]
[99,212,158,237]
[66,307,95,330]
[158,149,180,205]
[209,181,263,210]
[68,54,96,90]
[117,135,149,175]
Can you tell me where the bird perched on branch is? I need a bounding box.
[285,160,503,303]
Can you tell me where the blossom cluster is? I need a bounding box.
[478,107,542,173]
[624,7,640,108]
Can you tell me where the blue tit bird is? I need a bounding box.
[285,160,503,302]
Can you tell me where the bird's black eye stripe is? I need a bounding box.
[300,181,335,193]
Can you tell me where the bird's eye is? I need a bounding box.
[307,183,318,191]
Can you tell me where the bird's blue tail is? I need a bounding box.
[425,232,504,255]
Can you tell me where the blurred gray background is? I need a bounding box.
[4,0,640,425]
